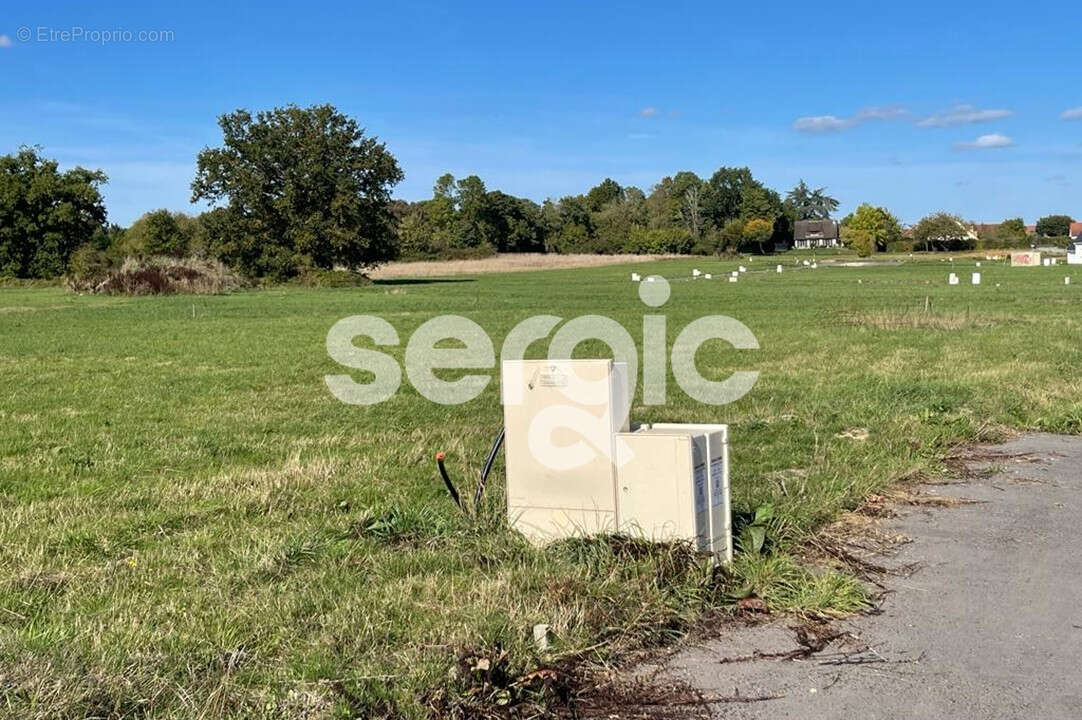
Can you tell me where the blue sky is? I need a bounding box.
[2,1,1080,226]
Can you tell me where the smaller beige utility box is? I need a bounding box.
[615,424,731,562]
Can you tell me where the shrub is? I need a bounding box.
[66,244,116,288]
[885,240,914,253]
[68,256,242,295]
[296,269,373,287]
[548,224,604,254]
[689,233,719,256]
[623,227,693,254]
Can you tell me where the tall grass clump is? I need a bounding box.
[67,255,243,295]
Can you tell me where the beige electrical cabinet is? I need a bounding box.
[501,359,630,542]
[640,424,731,562]
[614,425,730,561]
[613,429,709,550]
[499,360,732,564]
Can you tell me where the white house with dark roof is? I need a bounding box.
[793,219,840,249]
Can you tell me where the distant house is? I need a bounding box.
[1071,222,1082,240]
[971,223,1001,237]
[1068,240,1082,265]
[793,219,840,249]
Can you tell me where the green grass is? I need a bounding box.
[1,254,1080,718]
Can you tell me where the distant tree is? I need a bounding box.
[741,217,775,254]
[841,204,901,252]
[585,178,624,212]
[191,104,403,278]
[483,191,546,253]
[89,223,126,252]
[771,215,794,250]
[624,227,694,254]
[0,146,107,278]
[911,212,972,251]
[1035,214,1072,238]
[702,166,755,227]
[647,172,702,229]
[738,184,784,222]
[453,175,491,248]
[547,195,597,253]
[120,209,194,257]
[978,217,1027,249]
[556,194,593,234]
[999,217,1026,237]
[681,185,705,238]
[594,188,647,252]
[847,228,875,257]
[716,219,745,255]
[785,179,839,220]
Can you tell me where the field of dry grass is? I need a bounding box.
[369,253,684,278]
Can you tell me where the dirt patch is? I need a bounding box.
[369,253,684,279]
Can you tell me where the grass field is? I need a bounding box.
[2,254,1080,718]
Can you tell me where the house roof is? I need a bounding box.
[793,219,839,240]
[1070,222,1082,238]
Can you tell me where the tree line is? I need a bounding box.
[0,103,1075,281]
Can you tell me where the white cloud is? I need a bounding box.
[918,104,1012,127]
[639,107,659,118]
[855,106,908,121]
[1061,107,1082,120]
[0,34,13,48]
[792,115,851,132]
[792,105,907,133]
[954,133,1014,150]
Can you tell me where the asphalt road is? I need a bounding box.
[650,433,1082,719]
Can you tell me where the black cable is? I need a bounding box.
[435,452,461,509]
[473,427,505,514]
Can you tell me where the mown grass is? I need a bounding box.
[1,254,1080,718]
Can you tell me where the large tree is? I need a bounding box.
[738,184,784,222]
[841,203,902,252]
[785,179,839,220]
[585,178,624,212]
[911,212,972,252]
[0,147,107,278]
[646,171,703,229]
[1035,214,1073,238]
[191,104,403,278]
[701,166,755,227]
[118,209,202,257]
